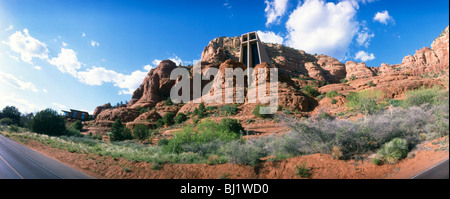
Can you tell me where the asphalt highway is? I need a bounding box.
[0,134,93,179]
[411,158,449,179]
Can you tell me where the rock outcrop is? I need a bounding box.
[93,103,112,117]
[128,60,178,109]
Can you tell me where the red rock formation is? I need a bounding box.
[93,103,112,117]
[128,60,178,109]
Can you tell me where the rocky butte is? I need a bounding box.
[88,26,449,137]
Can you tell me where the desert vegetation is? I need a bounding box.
[1,87,448,169]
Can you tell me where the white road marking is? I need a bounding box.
[0,153,24,179]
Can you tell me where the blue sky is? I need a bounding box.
[0,0,448,114]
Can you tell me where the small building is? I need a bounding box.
[62,109,90,121]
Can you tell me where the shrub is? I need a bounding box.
[331,98,337,104]
[157,138,169,146]
[340,78,348,83]
[377,138,409,164]
[331,146,343,160]
[156,119,165,128]
[110,119,133,141]
[253,104,272,118]
[163,119,241,155]
[387,99,405,107]
[66,126,82,137]
[325,90,339,98]
[164,97,173,106]
[133,124,149,140]
[220,118,244,136]
[162,112,175,126]
[295,162,311,178]
[8,125,19,132]
[220,141,263,166]
[174,113,187,124]
[0,118,14,126]
[72,120,83,131]
[372,158,381,165]
[220,104,238,116]
[346,90,383,115]
[302,85,320,97]
[404,87,441,107]
[31,108,67,136]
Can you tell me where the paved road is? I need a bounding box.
[412,159,449,179]
[0,134,93,179]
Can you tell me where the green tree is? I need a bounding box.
[174,113,187,124]
[1,106,21,125]
[133,124,149,140]
[72,120,83,131]
[110,119,133,141]
[163,112,175,126]
[31,108,66,136]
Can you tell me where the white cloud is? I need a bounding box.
[223,0,232,9]
[285,0,359,58]
[373,10,393,25]
[91,40,99,47]
[115,70,148,95]
[152,54,184,67]
[51,102,67,110]
[82,32,86,37]
[8,54,19,62]
[42,88,48,93]
[33,65,42,70]
[264,0,289,27]
[143,64,153,71]
[0,93,44,113]
[0,71,38,93]
[48,48,82,77]
[76,66,148,95]
[356,26,375,47]
[62,42,68,47]
[256,30,284,44]
[354,50,375,62]
[2,29,49,63]
[4,25,13,31]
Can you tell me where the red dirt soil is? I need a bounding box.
[13,135,449,179]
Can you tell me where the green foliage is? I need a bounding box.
[330,98,337,104]
[8,125,19,132]
[253,104,272,118]
[198,102,206,111]
[295,162,311,178]
[163,112,175,126]
[340,78,348,83]
[404,87,444,107]
[220,141,263,166]
[66,126,82,137]
[220,104,238,116]
[386,99,405,107]
[157,138,169,146]
[164,97,173,106]
[174,113,187,124]
[31,108,67,136]
[0,118,14,126]
[377,138,409,164]
[110,119,133,141]
[133,124,150,140]
[156,119,165,128]
[72,120,83,131]
[367,80,376,87]
[325,90,339,98]
[205,106,217,111]
[302,85,320,97]
[219,118,244,136]
[1,106,21,125]
[163,119,241,154]
[346,90,383,115]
